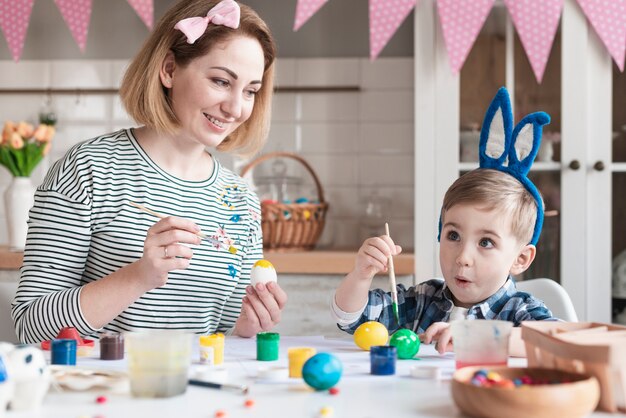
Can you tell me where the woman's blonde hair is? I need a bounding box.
[120,0,276,156]
[441,169,543,244]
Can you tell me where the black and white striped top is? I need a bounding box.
[12,129,262,343]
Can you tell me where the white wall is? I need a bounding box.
[0,57,415,250]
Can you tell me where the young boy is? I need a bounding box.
[331,88,556,354]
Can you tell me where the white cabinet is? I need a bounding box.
[413,0,621,323]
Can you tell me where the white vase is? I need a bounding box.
[4,177,35,251]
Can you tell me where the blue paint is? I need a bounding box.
[230,214,241,222]
[0,356,7,383]
[370,345,397,375]
[51,339,77,365]
[228,264,237,278]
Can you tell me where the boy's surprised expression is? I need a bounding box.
[439,204,530,308]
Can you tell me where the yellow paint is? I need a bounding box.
[199,333,225,365]
[287,347,316,378]
[253,259,274,269]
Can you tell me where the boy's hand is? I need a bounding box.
[420,322,454,354]
[233,282,288,338]
[353,235,402,280]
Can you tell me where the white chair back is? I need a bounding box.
[516,278,578,322]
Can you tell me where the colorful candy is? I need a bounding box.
[468,369,569,388]
[244,399,255,408]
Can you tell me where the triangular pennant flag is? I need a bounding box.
[294,0,329,31]
[54,0,92,53]
[0,0,34,62]
[576,0,626,71]
[504,0,563,83]
[369,0,417,60]
[437,0,495,74]
[126,0,153,30]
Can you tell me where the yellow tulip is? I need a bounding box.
[33,124,47,141]
[16,121,34,139]
[44,125,55,142]
[10,132,24,149]
[42,141,52,156]
[2,120,15,144]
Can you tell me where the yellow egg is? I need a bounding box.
[250,259,277,286]
[354,321,389,351]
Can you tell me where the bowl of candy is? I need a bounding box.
[451,366,600,418]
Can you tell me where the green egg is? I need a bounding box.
[389,329,420,359]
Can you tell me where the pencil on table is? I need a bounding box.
[385,222,400,324]
[129,202,237,254]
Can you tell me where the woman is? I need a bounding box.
[12,0,286,343]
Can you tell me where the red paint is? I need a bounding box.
[96,395,107,404]
[328,387,339,395]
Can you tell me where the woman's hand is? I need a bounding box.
[233,282,288,337]
[421,322,454,354]
[353,235,402,280]
[134,216,201,291]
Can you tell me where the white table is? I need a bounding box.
[10,336,625,418]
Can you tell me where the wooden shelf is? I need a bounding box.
[0,247,414,275]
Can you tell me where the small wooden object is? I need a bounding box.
[522,321,626,412]
[384,223,399,323]
[451,366,600,418]
[240,152,328,252]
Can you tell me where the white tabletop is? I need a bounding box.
[8,336,625,418]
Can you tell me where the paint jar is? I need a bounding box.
[126,330,191,398]
[256,332,280,361]
[51,339,77,365]
[288,347,316,378]
[370,345,397,375]
[199,333,225,365]
[100,332,124,360]
[199,345,215,366]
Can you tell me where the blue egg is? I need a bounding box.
[302,353,343,391]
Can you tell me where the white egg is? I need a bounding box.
[250,260,278,286]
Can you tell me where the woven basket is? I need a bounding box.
[241,152,328,252]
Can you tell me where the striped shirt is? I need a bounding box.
[11,129,262,343]
[333,277,556,335]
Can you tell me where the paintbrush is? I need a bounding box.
[129,202,237,254]
[188,379,249,395]
[385,222,400,324]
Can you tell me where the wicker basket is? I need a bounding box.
[240,152,328,252]
[521,321,626,413]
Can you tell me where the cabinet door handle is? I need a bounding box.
[593,161,605,171]
[568,160,581,170]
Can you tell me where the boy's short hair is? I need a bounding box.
[120,0,276,157]
[441,169,544,245]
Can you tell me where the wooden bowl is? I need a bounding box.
[451,367,600,418]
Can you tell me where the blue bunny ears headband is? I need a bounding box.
[439,87,550,245]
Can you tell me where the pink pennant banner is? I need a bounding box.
[369,0,417,60]
[437,0,495,74]
[294,0,329,31]
[0,0,34,62]
[576,0,626,71]
[54,0,92,53]
[126,0,153,30]
[504,0,563,83]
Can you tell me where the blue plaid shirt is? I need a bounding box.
[338,277,556,334]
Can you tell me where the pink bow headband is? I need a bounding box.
[174,0,241,44]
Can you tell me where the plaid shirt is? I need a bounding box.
[338,277,556,334]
